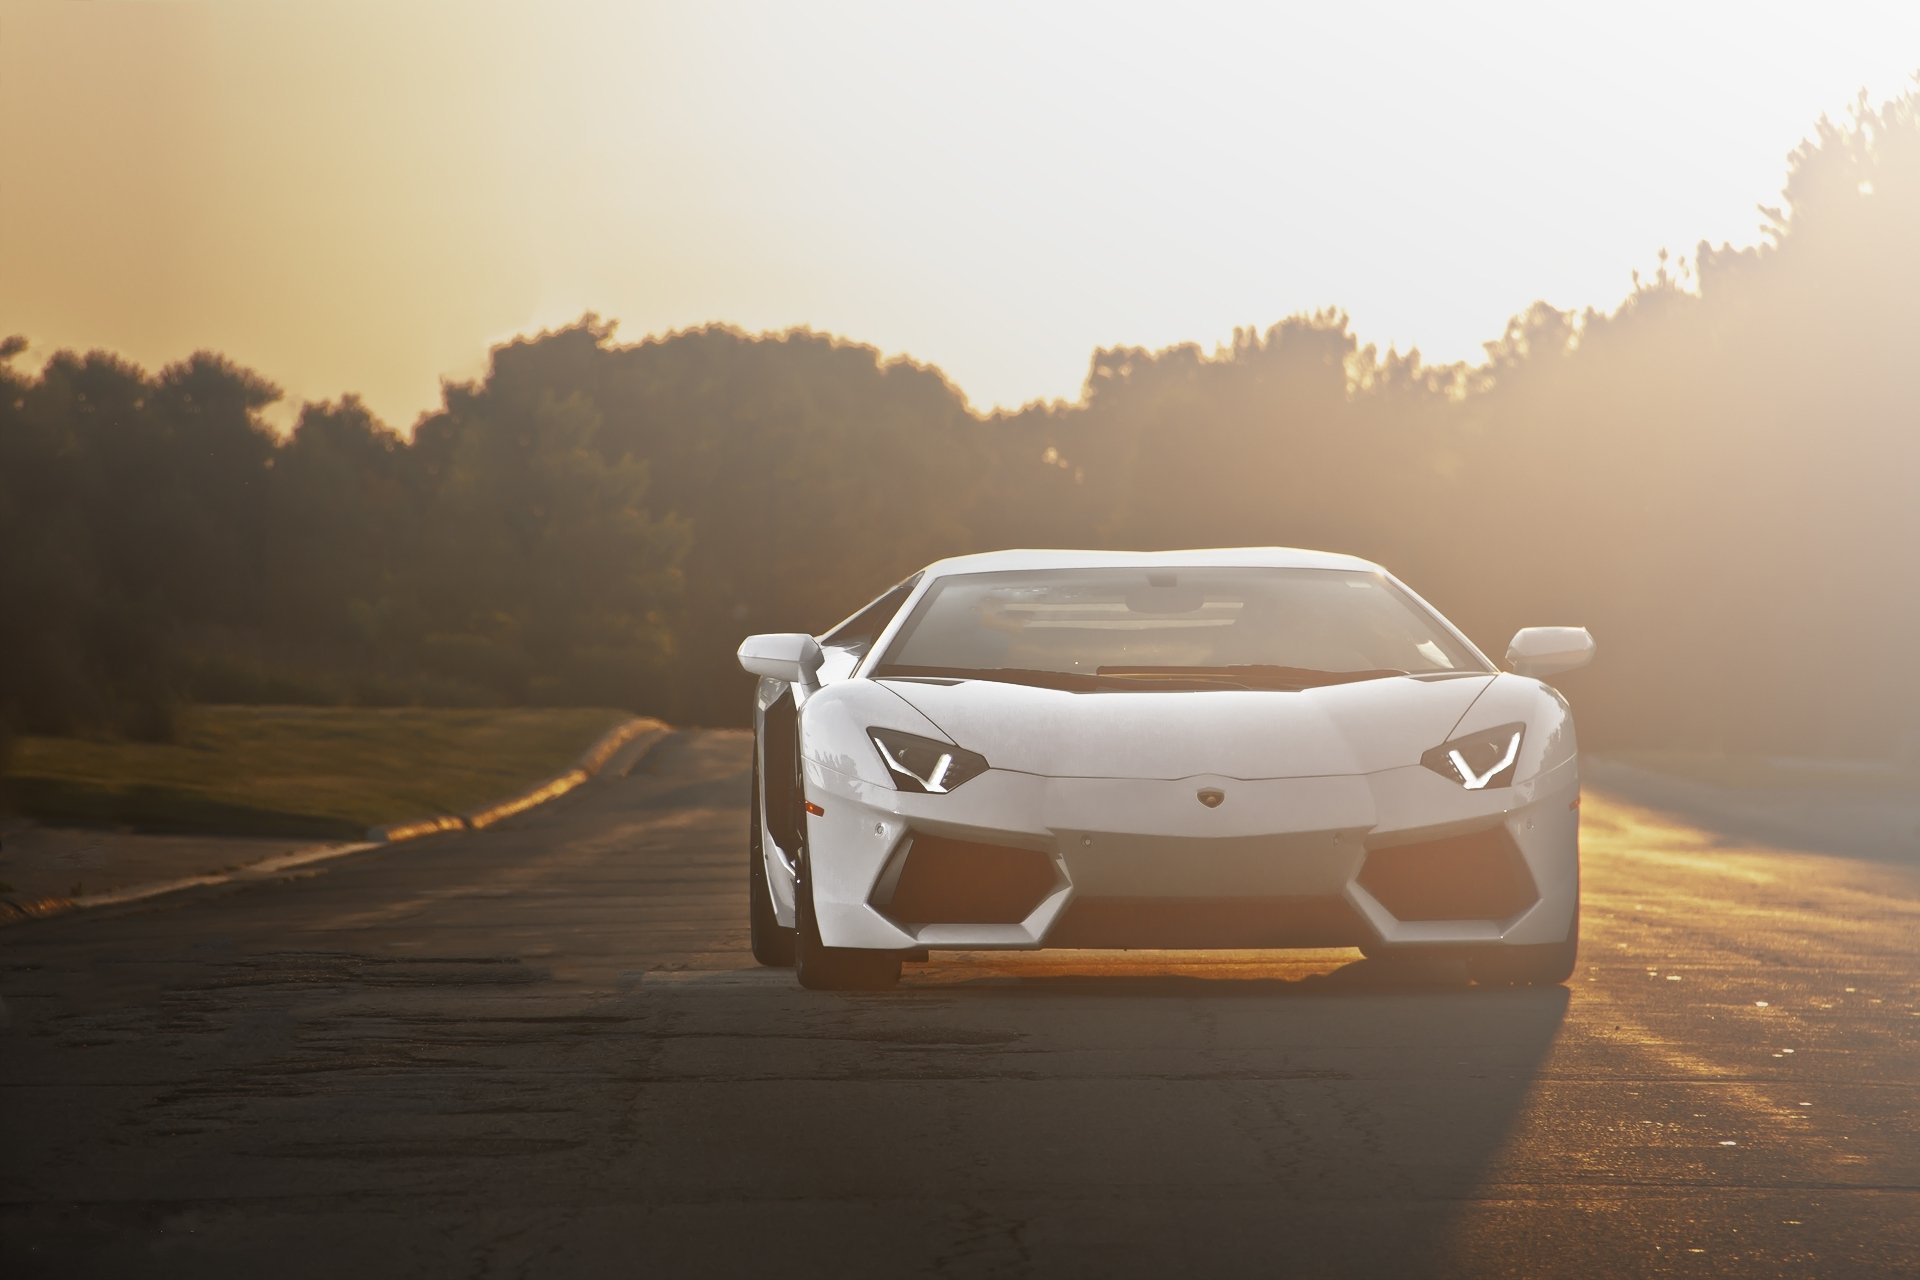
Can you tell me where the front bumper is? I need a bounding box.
[799,755,1581,953]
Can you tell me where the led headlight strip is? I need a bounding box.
[1420,723,1525,790]
[867,727,989,794]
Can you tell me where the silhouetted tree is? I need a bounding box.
[5,81,1920,757]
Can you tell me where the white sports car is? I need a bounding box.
[737,548,1594,990]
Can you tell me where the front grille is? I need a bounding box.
[870,834,1061,926]
[1356,826,1537,922]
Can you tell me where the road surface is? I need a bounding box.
[3,729,1917,1277]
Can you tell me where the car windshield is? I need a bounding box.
[869,567,1489,689]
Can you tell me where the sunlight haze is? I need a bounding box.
[4,0,1918,427]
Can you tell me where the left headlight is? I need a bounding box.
[1421,723,1525,790]
[867,727,989,794]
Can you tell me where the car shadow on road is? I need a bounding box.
[639,955,1569,1277]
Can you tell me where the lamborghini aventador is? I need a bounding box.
[737,548,1594,990]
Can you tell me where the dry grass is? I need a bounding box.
[3,705,632,836]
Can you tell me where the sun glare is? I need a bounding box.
[2,0,1918,423]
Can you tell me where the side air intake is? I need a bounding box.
[1356,826,1538,922]
[870,833,1061,927]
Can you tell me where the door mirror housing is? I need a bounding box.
[737,632,825,689]
[1505,626,1595,679]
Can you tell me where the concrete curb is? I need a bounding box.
[0,715,669,928]
[464,714,666,831]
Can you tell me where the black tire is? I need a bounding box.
[1356,943,1468,983]
[1467,902,1580,987]
[793,850,901,992]
[1359,942,1438,964]
[747,757,795,967]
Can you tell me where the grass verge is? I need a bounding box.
[1,706,634,838]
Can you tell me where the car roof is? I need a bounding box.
[917,546,1385,579]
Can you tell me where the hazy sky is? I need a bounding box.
[4,1,1918,429]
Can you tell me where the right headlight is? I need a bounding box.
[867,727,989,794]
[1421,722,1525,790]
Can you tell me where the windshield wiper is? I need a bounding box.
[874,664,1407,693]
[874,665,1104,691]
[1096,665,1407,691]
[873,666,1251,692]
[1087,670,1254,691]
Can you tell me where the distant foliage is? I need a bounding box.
[3,86,1918,753]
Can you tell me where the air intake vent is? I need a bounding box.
[1356,826,1537,922]
[871,834,1060,926]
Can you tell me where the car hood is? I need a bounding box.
[875,673,1495,780]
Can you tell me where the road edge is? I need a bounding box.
[0,715,670,927]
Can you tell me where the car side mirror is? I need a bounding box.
[737,632,825,690]
[1505,626,1595,679]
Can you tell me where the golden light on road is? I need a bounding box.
[5,1,1920,427]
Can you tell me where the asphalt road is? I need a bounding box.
[3,729,1917,1278]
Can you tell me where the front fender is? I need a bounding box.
[1449,673,1578,786]
[800,680,952,790]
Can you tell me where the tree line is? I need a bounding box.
[4,86,1918,761]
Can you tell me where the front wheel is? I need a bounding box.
[1466,904,1580,987]
[747,758,794,967]
[793,852,900,992]
[1356,943,1469,985]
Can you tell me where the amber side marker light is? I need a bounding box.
[1570,794,1581,811]
[804,801,826,817]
